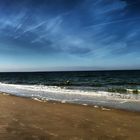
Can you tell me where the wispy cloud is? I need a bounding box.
[0,0,140,70]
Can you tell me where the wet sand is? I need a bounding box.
[0,93,140,140]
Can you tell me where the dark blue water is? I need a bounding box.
[0,70,140,111]
[0,70,140,91]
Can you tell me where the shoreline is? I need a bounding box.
[0,93,140,140]
[1,91,140,113]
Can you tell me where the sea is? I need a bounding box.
[0,70,140,111]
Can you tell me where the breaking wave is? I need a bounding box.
[0,82,140,111]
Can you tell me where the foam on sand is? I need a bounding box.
[0,82,140,111]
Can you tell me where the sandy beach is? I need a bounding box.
[0,93,140,140]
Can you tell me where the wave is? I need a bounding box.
[1,79,140,88]
[107,88,140,94]
[0,82,140,111]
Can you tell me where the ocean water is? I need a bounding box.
[0,70,140,111]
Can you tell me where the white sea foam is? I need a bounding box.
[126,88,140,93]
[0,82,140,111]
[0,82,139,100]
[101,107,111,111]
[32,98,43,102]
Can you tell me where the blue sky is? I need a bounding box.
[0,0,140,71]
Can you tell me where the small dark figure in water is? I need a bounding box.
[65,80,70,85]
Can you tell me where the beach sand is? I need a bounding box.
[0,93,140,140]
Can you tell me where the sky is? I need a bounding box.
[0,0,140,71]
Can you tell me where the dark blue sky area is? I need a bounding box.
[0,0,140,71]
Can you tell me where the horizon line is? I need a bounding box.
[0,69,140,73]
